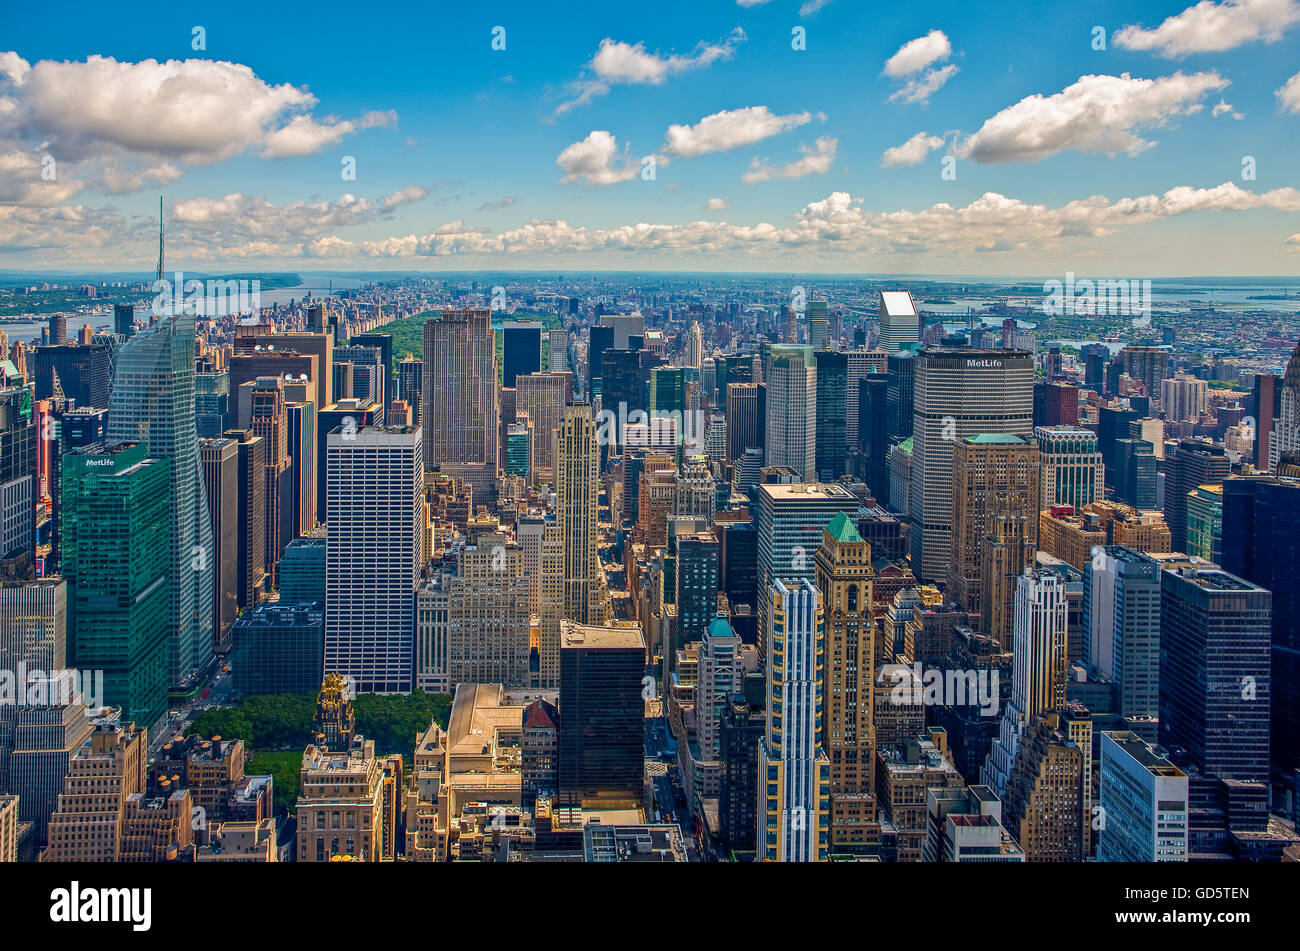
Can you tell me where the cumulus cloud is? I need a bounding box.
[78,180,1294,265]
[705,197,733,210]
[262,110,396,159]
[1277,70,1300,112]
[1114,0,1300,57]
[957,71,1229,163]
[742,136,836,183]
[1212,99,1244,118]
[556,130,643,185]
[881,132,947,167]
[883,30,958,104]
[554,29,745,116]
[663,106,816,157]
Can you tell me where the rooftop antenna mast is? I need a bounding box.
[156,196,164,284]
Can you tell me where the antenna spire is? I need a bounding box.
[156,196,164,284]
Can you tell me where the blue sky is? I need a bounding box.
[2,0,1299,274]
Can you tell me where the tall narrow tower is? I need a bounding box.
[556,403,605,625]
[814,513,878,855]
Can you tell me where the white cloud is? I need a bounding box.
[0,53,396,200]
[1277,70,1300,112]
[883,31,958,105]
[1212,99,1244,118]
[881,132,946,168]
[261,110,395,159]
[1285,233,1300,251]
[477,196,519,211]
[742,136,836,183]
[556,130,642,185]
[958,71,1229,163]
[799,0,838,14]
[705,197,733,210]
[890,64,959,105]
[884,30,953,76]
[554,29,745,116]
[737,0,771,6]
[1114,0,1300,57]
[663,106,815,157]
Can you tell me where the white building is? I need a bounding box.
[1097,731,1188,862]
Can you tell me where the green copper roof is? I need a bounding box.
[965,433,1025,444]
[706,613,735,640]
[898,437,913,454]
[824,511,863,543]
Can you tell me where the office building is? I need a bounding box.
[61,443,170,728]
[325,425,425,694]
[1036,425,1103,511]
[199,437,240,646]
[909,349,1034,582]
[1097,731,1189,862]
[107,311,214,682]
[502,320,543,388]
[1163,440,1231,553]
[41,718,147,862]
[558,620,646,806]
[232,602,324,696]
[759,578,830,862]
[878,291,919,352]
[764,345,816,481]
[814,514,878,854]
[1082,547,1162,728]
[422,309,499,475]
[556,404,605,626]
[814,349,847,481]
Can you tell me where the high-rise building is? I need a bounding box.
[885,348,916,446]
[199,437,240,647]
[0,577,65,677]
[1001,710,1087,862]
[1184,483,1223,563]
[1220,474,1300,786]
[948,434,1040,645]
[1114,437,1158,509]
[674,531,719,649]
[515,372,569,482]
[814,349,847,482]
[1163,440,1231,553]
[764,345,816,481]
[1097,730,1188,862]
[225,429,267,609]
[107,311,214,682]
[502,320,543,388]
[843,349,888,449]
[249,377,293,585]
[725,381,765,467]
[1161,373,1209,423]
[446,533,531,686]
[41,717,147,862]
[558,620,645,807]
[548,328,569,374]
[857,375,890,504]
[1082,547,1162,730]
[759,578,830,862]
[325,425,425,693]
[556,404,605,626]
[877,291,919,352]
[61,442,171,728]
[422,309,499,476]
[807,300,829,351]
[909,349,1034,582]
[0,384,37,574]
[983,569,1068,796]
[1159,565,1270,787]
[814,514,878,854]
[755,482,859,656]
[114,303,135,338]
[1036,425,1104,511]
[34,344,112,409]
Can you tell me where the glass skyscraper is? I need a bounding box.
[107,311,214,683]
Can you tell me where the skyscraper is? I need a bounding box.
[421,309,499,475]
[61,442,171,728]
[1082,547,1162,732]
[1268,340,1300,471]
[1220,474,1300,786]
[877,291,919,352]
[1159,565,1270,787]
[764,345,816,480]
[1097,731,1189,862]
[814,513,877,854]
[502,320,543,388]
[325,425,425,693]
[556,404,605,626]
[107,310,214,682]
[814,349,847,482]
[1163,440,1231,553]
[725,381,765,468]
[983,569,1067,796]
[558,620,645,807]
[909,349,1034,582]
[1036,425,1104,511]
[199,437,240,648]
[948,434,1040,646]
[759,578,830,862]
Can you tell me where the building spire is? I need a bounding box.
[156,196,164,284]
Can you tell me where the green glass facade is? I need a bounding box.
[61,442,172,729]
